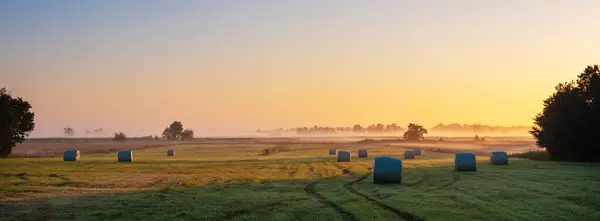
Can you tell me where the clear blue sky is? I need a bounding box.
[2,0,599,137]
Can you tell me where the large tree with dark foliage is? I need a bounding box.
[0,88,35,157]
[403,123,428,141]
[162,121,185,140]
[531,65,600,162]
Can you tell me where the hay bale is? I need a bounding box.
[167,149,175,156]
[414,148,422,156]
[454,152,476,171]
[404,150,415,159]
[358,149,368,158]
[329,149,336,155]
[490,151,508,165]
[63,149,80,161]
[373,156,402,184]
[118,150,133,162]
[337,151,351,162]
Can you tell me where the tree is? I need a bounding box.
[162,127,171,139]
[113,132,127,141]
[0,88,35,157]
[162,121,186,140]
[181,129,194,141]
[353,124,365,133]
[403,123,428,141]
[64,127,75,136]
[168,121,183,140]
[531,65,600,162]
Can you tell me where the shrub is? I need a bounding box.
[260,145,293,156]
[181,129,194,141]
[262,148,272,156]
[113,132,127,141]
[510,151,550,161]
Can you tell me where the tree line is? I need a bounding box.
[63,127,105,136]
[430,123,530,133]
[259,123,530,134]
[295,123,405,134]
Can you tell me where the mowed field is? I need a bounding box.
[1,139,600,221]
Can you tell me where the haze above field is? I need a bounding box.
[2,0,600,137]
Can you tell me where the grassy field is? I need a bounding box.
[1,140,599,221]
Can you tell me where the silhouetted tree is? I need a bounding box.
[113,132,127,141]
[181,129,194,141]
[353,124,365,133]
[531,65,600,162]
[0,88,35,157]
[168,121,183,139]
[403,123,428,141]
[162,127,171,139]
[162,121,185,140]
[64,127,75,136]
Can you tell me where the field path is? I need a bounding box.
[303,178,360,221]
[344,173,424,221]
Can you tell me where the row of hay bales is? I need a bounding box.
[331,148,424,162]
[327,148,509,184]
[453,151,509,171]
[373,151,509,183]
[63,149,177,162]
[330,149,369,162]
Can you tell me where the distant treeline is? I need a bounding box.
[430,123,530,133]
[257,123,404,134]
[257,123,530,134]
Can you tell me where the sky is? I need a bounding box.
[1,0,599,137]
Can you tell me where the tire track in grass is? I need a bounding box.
[221,201,286,221]
[424,172,460,192]
[404,168,431,188]
[344,173,424,221]
[303,178,360,221]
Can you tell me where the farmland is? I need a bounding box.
[1,138,599,221]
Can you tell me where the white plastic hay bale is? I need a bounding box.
[414,148,422,156]
[63,149,80,161]
[118,150,133,162]
[337,151,351,162]
[358,149,368,158]
[490,151,508,165]
[404,150,415,159]
[167,149,175,156]
[454,152,476,171]
[329,149,336,155]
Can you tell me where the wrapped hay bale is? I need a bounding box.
[404,150,415,159]
[414,148,422,156]
[63,149,80,161]
[337,151,351,162]
[373,156,402,184]
[118,150,134,162]
[358,149,368,158]
[490,151,508,165]
[454,152,476,171]
[329,149,336,155]
[167,149,175,156]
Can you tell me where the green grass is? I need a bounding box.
[510,150,551,161]
[1,143,599,221]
